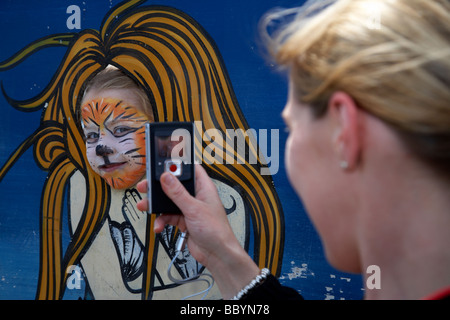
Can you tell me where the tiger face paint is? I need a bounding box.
[81,98,148,189]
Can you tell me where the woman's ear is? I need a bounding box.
[328,91,362,171]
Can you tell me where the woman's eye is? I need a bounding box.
[86,132,99,143]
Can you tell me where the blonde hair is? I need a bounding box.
[263,0,450,172]
[82,65,154,121]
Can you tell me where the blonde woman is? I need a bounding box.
[138,0,450,300]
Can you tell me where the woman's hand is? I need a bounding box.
[137,164,235,266]
[136,164,260,299]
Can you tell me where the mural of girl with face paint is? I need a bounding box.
[0,0,285,300]
[73,65,229,299]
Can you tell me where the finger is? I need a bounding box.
[154,214,186,233]
[194,163,211,186]
[160,172,198,215]
[194,164,222,205]
[136,179,147,193]
[136,197,148,212]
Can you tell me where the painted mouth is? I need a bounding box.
[99,162,127,172]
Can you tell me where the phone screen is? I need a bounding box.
[146,122,195,214]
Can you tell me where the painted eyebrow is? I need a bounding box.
[106,113,147,126]
[82,103,98,124]
[111,108,148,123]
[85,118,100,127]
[83,99,147,130]
[100,99,120,113]
[103,110,113,126]
[108,100,147,124]
[88,102,95,115]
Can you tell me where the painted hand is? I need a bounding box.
[122,188,147,245]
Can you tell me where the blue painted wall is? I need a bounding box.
[0,0,363,300]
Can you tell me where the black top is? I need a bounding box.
[240,275,304,300]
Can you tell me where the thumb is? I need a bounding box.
[160,172,197,214]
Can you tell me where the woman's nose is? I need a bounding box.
[96,144,114,157]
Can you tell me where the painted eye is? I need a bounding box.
[86,132,99,143]
[113,126,134,137]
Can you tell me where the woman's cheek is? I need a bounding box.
[285,136,295,182]
[285,134,305,199]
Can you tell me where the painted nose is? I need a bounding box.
[96,144,114,157]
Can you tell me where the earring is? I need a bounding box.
[339,161,349,170]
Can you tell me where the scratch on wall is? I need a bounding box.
[325,274,356,300]
[279,261,315,280]
[279,261,362,300]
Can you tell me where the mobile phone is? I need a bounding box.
[145,122,195,214]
